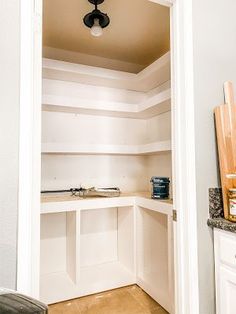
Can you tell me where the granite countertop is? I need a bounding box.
[207,217,236,233]
[207,188,236,233]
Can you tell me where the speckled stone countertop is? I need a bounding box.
[207,188,236,233]
[207,217,236,232]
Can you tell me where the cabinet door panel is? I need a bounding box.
[219,234,236,269]
[219,266,236,314]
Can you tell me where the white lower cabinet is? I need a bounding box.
[218,266,236,314]
[214,229,236,314]
[39,197,174,313]
[40,206,136,304]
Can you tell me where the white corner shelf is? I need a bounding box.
[136,196,173,216]
[40,193,173,216]
[42,88,171,119]
[42,53,171,118]
[43,52,170,92]
[40,195,173,306]
[41,140,171,156]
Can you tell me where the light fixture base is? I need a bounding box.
[88,0,104,5]
[83,9,110,29]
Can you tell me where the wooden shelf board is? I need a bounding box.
[41,141,171,156]
[40,192,173,215]
[42,52,170,92]
[42,88,171,119]
[136,196,173,216]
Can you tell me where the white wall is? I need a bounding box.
[146,111,171,143]
[192,1,236,313]
[41,154,149,192]
[43,79,146,105]
[42,112,147,145]
[41,111,172,192]
[0,0,20,289]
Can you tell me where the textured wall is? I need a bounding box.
[0,0,20,289]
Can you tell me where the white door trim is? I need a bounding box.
[17,0,42,298]
[170,1,200,313]
[151,1,200,313]
[17,1,200,313]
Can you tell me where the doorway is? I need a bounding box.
[17,1,200,314]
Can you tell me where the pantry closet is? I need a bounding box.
[39,1,174,313]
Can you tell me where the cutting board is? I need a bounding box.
[214,81,236,219]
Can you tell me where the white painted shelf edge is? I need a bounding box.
[42,53,170,92]
[43,52,170,83]
[42,88,171,118]
[41,140,171,155]
[41,195,173,215]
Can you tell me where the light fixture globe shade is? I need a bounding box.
[90,18,103,37]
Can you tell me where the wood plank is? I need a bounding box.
[214,82,236,219]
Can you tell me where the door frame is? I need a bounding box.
[169,1,200,313]
[17,1,200,313]
[17,0,42,298]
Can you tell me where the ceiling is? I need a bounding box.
[43,0,170,67]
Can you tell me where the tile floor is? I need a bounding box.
[48,285,169,314]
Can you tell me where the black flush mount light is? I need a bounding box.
[83,0,110,37]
